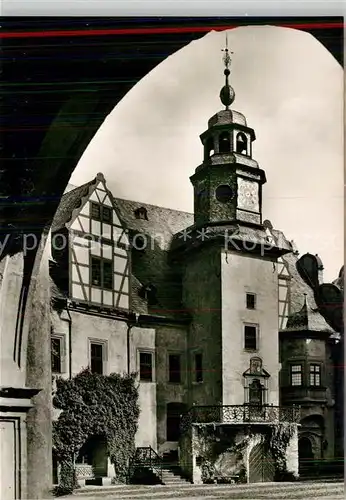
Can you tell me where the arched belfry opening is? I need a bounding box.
[236,132,248,155]
[204,136,215,160]
[219,131,231,153]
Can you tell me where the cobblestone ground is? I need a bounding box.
[64,481,345,499]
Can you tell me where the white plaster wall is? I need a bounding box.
[131,327,157,451]
[221,250,280,406]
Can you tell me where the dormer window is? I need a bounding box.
[134,207,148,221]
[219,132,230,153]
[236,132,248,155]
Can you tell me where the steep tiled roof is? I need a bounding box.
[51,179,97,232]
[114,197,193,251]
[274,230,336,334]
[114,198,193,316]
[285,295,334,333]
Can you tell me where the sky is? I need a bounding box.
[71,26,343,282]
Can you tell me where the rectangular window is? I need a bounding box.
[91,202,112,224]
[169,354,181,383]
[51,337,62,373]
[309,364,321,386]
[139,352,153,382]
[91,257,113,290]
[246,293,256,310]
[91,202,101,221]
[194,353,203,383]
[102,206,112,224]
[290,364,302,386]
[244,325,258,350]
[91,257,102,286]
[90,342,104,374]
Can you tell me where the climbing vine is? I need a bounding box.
[193,425,249,484]
[52,369,140,495]
[268,422,297,479]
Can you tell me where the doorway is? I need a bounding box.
[166,403,187,442]
[298,437,314,476]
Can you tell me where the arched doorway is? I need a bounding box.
[248,443,275,483]
[76,435,108,478]
[298,437,314,476]
[166,403,187,442]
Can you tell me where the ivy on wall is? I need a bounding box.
[191,422,297,484]
[193,425,249,484]
[268,422,297,479]
[52,369,140,495]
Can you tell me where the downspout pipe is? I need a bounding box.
[65,300,72,379]
[127,313,139,375]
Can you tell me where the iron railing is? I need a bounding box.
[180,404,300,432]
[129,446,163,483]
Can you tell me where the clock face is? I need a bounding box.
[237,178,259,212]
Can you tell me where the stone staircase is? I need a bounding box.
[160,450,190,486]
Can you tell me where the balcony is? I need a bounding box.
[281,386,327,404]
[180,404,300,432]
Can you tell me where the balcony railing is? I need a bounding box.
[180,404,300,432]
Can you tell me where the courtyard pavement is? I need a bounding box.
[62,480,345,499]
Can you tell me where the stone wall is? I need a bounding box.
[180,422,299,485]
[155,325,188,452]
[221,250,280,407]
[51,312,158,450]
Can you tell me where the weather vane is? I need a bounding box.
[221,34,233,69]
[219,33,235,109]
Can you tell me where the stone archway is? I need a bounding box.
[298,436,314,476]
[300,415,324,460]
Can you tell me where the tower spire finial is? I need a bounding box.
[220,33,235,109]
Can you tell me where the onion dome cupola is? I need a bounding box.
[191,37,267,228]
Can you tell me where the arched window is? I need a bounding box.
[219,132,230,153]
[204,137,214,159]
[236,132,248,155]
